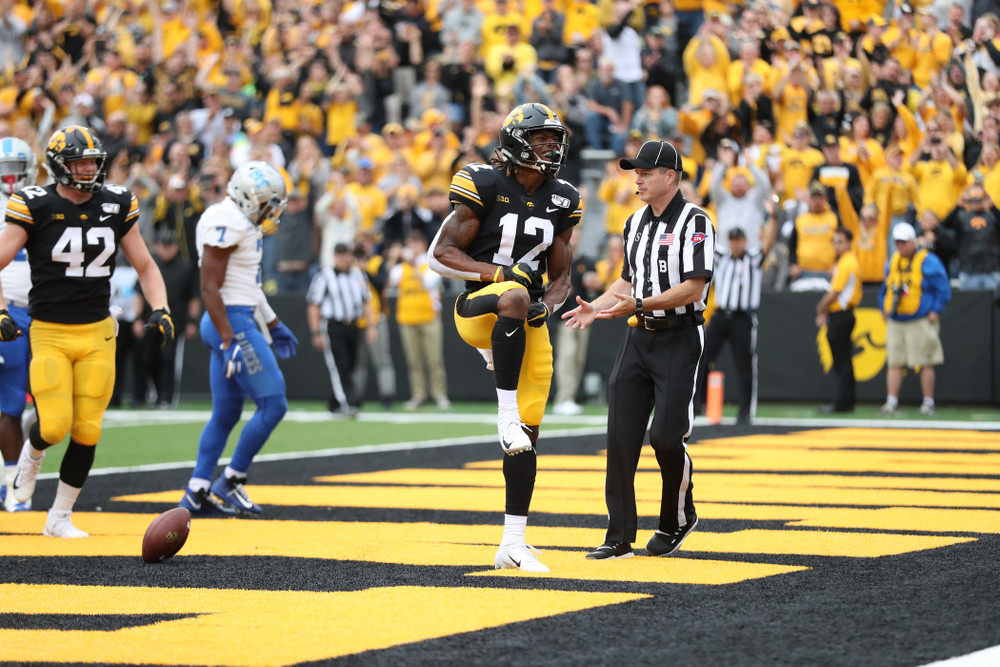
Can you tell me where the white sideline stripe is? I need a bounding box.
[34,427,609,480]
[923,645,1000,666]
[99,409,1000,432]
[99,410,610,428]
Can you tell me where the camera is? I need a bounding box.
[930,137,942,145]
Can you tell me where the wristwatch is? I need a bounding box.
[634,297,643,317]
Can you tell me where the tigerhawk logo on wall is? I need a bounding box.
[815,307,887,381]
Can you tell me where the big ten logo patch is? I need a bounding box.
[815,307,886,381]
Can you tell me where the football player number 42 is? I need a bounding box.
[51,226,116,277]
[492,213,553,269]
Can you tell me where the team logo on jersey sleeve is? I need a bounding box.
[550,195,570,209]
[102,203,120,214]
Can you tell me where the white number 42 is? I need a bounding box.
[51,227,116,277]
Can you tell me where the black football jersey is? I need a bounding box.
[449,163,583,297]
[4,183,139,324]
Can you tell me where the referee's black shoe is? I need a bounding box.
[586,541,634,560]
[646,517,699,556]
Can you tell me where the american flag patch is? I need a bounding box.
[658,233,675,246]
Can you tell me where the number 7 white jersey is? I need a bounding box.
[196,197,265,307]
[3,183,138,324]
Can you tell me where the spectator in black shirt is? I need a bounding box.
[942,183,1000,291]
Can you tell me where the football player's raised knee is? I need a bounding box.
[39,415,72,447]
[497,287,530,319]
[71,420,102,447]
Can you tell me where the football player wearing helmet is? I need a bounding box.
[179,161,297,517]
[1,126,173,536]
[0,137,37,512]
[428,103,583,573]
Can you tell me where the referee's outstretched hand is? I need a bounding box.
[562,296,596,330]
[597,292,636,320]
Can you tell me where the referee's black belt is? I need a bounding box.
[717,309,753,317]
[633,312,703,331]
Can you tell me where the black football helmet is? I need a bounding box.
[499,103,569,178]
[45,125,107,192]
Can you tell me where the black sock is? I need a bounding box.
[59,440,96,488]
[503,448,537,516]
[492,316,525,391]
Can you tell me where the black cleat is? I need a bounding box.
[586,541,634,560]
[646,517,699,556]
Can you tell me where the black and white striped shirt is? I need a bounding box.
[306,266,370,322]
[712,248,763,312]
[621,191,715,317]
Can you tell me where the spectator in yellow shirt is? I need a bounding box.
[909,133,967,225]
[345,158,389,234]
[779,122,826,207]
[815,226,862,414]
[865,145,919,254]
[840,114,885,186]
[484,24,539,104]
[789,181,839,287]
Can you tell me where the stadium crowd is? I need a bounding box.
[2,0,1000,408]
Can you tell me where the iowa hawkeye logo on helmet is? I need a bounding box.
[499,103,569,178]
[46,125,107,193]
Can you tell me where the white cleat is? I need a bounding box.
[494,543,549,573]
[12,441,44,504]
[43,510,89,538]
[498,412,532,455]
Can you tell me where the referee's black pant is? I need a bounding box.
[605,325,702,543]
[826,309,856,411]
[322,319,361,411]
[697,309,757,424]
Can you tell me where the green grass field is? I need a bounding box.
[24,399,1000,475]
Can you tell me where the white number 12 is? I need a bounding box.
[491,213,553,270]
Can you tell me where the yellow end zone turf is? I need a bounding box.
[0,584,648,666]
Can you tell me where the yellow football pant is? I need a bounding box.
[30,317,116,447]
[454,282,553,426]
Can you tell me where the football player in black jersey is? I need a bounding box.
[0,125,174,538]
[429,102,584,573]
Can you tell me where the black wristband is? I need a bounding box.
[634,297,643,316]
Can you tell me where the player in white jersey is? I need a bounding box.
[0,137,36,512]
[179,161,299,516]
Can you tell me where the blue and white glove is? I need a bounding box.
[270,321,298,360]
[223,337,245,379]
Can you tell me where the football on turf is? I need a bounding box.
[142,507,191,563]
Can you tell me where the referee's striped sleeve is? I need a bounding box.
[681,209,714,281]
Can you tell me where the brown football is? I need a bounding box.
[141,507,191,563]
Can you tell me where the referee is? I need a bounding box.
[696,212,776,425]
[306,243,377,416]
[563,140,715,560]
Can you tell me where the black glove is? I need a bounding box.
[0,309,20,342]
[493,262,539,289]
[145,308,175,350]
[526,301,550,327]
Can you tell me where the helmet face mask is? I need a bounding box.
[226,161,288,230]
[499,103,569,178]
[0,137,38,196]
[45,126,107,193]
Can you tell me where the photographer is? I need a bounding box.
[878,225,951,417]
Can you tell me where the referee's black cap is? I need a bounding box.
[728,227,747,240]
[620,140,683,172]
